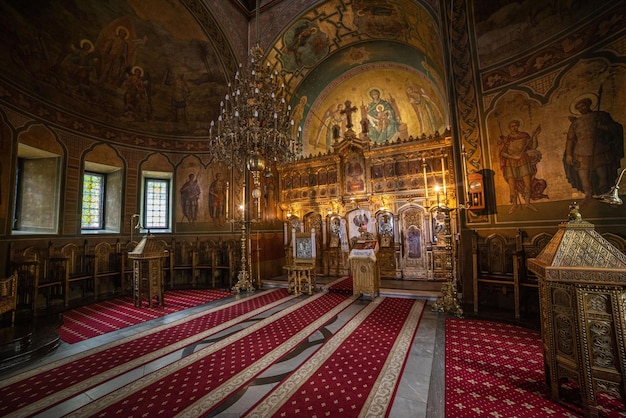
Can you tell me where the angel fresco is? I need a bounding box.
[281,19,329,72]
[97,25,130,86]
[315,102,347,148]
[122,66,151,121]
[60,38,97,99]
[405,83,444,135]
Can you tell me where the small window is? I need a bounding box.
[144,178,170,230]
[81,172,105,230]
[81,160,123,234]
[13,143,62,234]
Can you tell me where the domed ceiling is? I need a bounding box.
[0,0,447,153]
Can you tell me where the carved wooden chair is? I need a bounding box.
[472,233,518,318]
[518,231,553,320]
[61,242,94,307]
[210,239,235,289]
[120,240,139,296]
[195,239,213,287]
[93,241,122,299]
[11,245,42,313]
[0,272,18,326]
[171,239,195,288]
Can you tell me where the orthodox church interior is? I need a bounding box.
[0,0,625,416]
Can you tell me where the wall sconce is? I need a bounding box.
[467,172,485,210]
[594,168,625,206]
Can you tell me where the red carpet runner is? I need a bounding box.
[445,318,626,417]
[325,276,353,294]
[245,297,425,417]
[66,292,355,417]
[58,289,233,343]
[0,289,291,418]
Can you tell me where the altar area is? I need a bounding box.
[278,126,461,284]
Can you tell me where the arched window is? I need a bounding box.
[81,145,124,233]
[13,126,63,234]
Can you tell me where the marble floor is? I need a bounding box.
[0,278,448,418]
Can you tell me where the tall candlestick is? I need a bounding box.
[461,146,470,205]
[422,158,429,201]
[226,181,230,220]
[441,153,447,200]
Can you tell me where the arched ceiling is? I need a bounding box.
[0,0,448,153]
[260,0,449,155]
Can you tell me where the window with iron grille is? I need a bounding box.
[144,178,169,229]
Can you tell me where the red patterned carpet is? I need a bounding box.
[445,318,626,417]
[0,289,292,417]
[325,276,353,294]
[66,292,354,417]
[57,289,233,343]
[245,297,425,417]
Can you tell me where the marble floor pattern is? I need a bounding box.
[0,279,447,418]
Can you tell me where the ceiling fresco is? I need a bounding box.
[271,0,447,154]
[0,0,446,153]
[0,0,230,138]
[270,0,445,95]
[296,41,448,156]
[302,62,448,156]
[472,0,605,68]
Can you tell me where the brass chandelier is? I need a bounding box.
[209,45,301,175]
[209,21,301,292]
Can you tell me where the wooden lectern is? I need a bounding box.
[128,234,166,308]
[349,240,380,298]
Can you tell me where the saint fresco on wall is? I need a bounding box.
[563,94,623,205]
[487,59,626,217]
[497,119,547,213]
[176,158,231,229]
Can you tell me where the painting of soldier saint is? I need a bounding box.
[563,94,624,205]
